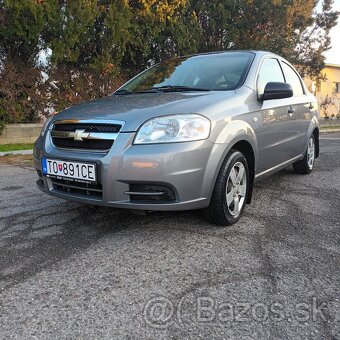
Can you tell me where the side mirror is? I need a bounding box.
[261,82,293,101]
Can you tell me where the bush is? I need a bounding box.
[0,59,126,125]
[0,59,45,124]
[0,119,5,134]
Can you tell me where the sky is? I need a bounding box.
[324,0,340,64]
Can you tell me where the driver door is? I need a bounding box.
[255,58,295,174]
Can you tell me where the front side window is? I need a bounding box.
[281,62,304,96]
[118,52,255,93]
[257,58,285,96]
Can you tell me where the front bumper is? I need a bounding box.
[34,132,224,211]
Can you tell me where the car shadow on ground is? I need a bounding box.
[0,160,331,292]
[0,165,291,289]
[0,192,207,290]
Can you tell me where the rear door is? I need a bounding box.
[256,58,295,174]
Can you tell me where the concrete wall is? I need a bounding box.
[0,123,43,145]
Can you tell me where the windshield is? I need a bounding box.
[117,52,255,93]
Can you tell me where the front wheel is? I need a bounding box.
[203,150,249,226]
[293,135,316,174]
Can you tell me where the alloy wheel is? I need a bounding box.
[307,137,315,170]
[226,162,247,217]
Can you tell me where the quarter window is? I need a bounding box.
[281,62,304,96]
[257,58,285,96]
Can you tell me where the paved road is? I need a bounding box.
[0,134,339,339]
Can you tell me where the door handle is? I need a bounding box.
[309,103,314,110]
[288,107,295,116]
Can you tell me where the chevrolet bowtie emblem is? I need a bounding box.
[69,129,90,141]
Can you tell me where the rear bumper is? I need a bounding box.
[34,132,224,211]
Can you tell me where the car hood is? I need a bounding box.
[53,91,237,132]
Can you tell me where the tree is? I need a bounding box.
[0,0,47,65]
[0,0,338,125]
[189,0,339,81]
[0,0,52,123]
[121,0,198,72]
[190,0,236,52]
[293,0,339,79]
[0,0,133,121]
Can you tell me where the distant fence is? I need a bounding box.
[0,123,43,145]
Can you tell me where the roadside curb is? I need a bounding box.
[0,149,33,157]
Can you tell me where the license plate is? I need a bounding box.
[41,158,97,183]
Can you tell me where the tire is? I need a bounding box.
[293,134,316,174]
[203,150,249,226]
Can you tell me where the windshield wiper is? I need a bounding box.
[115,89,131,95]
[115,88,159,95]
[115,86,210,95]
[152,85,211,92]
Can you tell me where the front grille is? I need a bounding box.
[54,123,121,133]
[51,178,103,199]
[127,184,176,203]
[53,138,113,150]
[51,121,122,151]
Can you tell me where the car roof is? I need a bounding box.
[185,50,292,70]
[186,50,279,58]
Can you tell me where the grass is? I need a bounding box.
[0,154,33,166]
[0,143,34,152]
[320,125,340,130]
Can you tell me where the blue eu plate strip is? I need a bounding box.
[41,158,48,174]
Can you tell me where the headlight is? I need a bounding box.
[134,114,211,144]
[40,116,54,137]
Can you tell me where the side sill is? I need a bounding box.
[254,155,303,182]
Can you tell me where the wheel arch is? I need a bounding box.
[229,140,256,204]
[204,135,257,206]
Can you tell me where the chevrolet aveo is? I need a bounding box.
[34,51,319,225]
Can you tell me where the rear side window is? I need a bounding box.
[257,58,284,95]
[281,62,304,96]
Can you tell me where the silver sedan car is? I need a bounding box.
[34,51,319,225]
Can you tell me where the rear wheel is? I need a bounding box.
[293,135,315,174]
[203,150,249,226]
